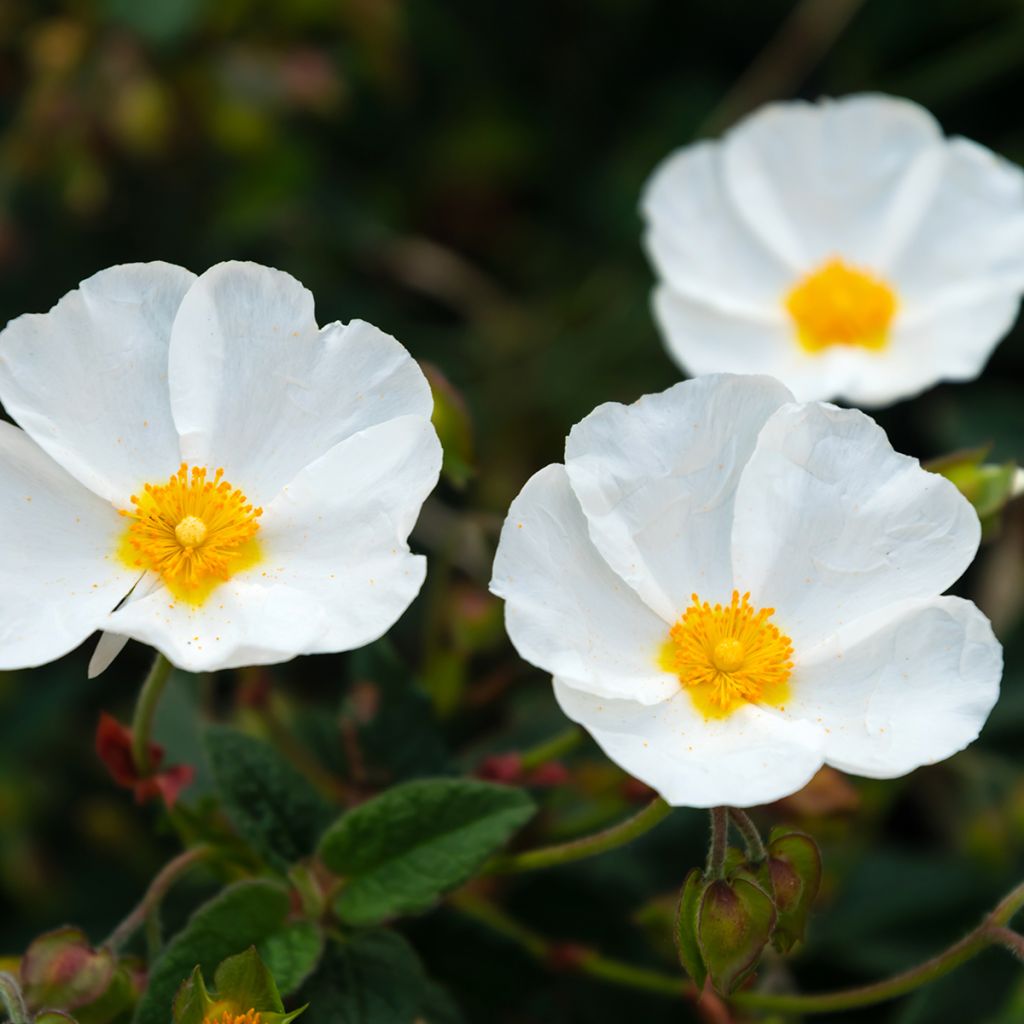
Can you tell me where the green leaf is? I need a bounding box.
[257,922,325,997]
[205,726,332,870]
[318,779,534,926]
[674,868,707,990]
[697,877,776,995]
[133,880,290,1024]
[296,931,424,1024]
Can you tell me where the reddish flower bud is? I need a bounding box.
[94,713,194,809]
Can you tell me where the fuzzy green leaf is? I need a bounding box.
[205,726,332,871]
[318,779,534,926]
[257,922,324,997]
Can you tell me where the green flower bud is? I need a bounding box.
[697,876,776,994]
[766,828,822,954]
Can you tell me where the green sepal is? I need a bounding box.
[697,877,776,995]
[766,828,822,954]
[214,947,284,1013]
[172,949,307,1024]
[172,966,214,1024]
[674,868,708,990]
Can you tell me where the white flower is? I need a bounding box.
[491,375,1001,808]
[0,261,441,673]
[642,93,1024,407]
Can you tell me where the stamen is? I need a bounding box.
[785,257,897,354]
[118,463,263,605]
[659,591,794,719]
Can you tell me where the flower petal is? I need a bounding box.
[167,261,432,506]
[732,402,980,649]
[642,140,792,313]
[791,597,1000,778]
[888,137,1024,307]
[0,262,194,505]
[491,464,678,704]
[722,94,945,270]
[554,678,824,808]
[0,423,135,669]
[106,415,440,671]
[564,375,793,621]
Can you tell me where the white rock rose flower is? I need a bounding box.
[491,375,1001,808]
[642,94,1024,407]
[0,261,441,673]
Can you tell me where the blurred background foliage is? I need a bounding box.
[1,0,1024,1021]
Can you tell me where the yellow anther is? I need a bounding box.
[785,257,897,354]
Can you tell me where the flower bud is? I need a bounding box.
[674,868,708,990]
[20,929,115,1013]
[697,877,776,994]
[766,828,822,953]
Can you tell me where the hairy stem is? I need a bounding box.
[729,808,767,862]
[706,807,728,879]
[732,878,1024,1014]
[131,652,174,777]
[104,845,212,952]
[452,893,690,999]
[0,972,28,1024]
[486,797,672,874]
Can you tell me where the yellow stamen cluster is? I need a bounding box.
[119,463,262,604]
[660,591,794,718]
[204,1012,261,1024]
[785,257,897,353]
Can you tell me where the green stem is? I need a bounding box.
[732,879,1024,1015]
[131,652,173,777]
[486,796,672,874]
[104,844,212,952]
[0,972,28,1024]
[706,807,728,879]
[452,894,690,999]
[519,727,584,771]
[729,808,767,862]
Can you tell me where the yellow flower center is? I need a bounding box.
[785,257,897,354]
[118,463,263,605]
[204,1012,261,1024]
[659,591,794,719]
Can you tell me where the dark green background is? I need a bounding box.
[1,1,1024,1021]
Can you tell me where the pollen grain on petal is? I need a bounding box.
[118,463,263,605]
[659,590,794,719]
[785,257,897,354]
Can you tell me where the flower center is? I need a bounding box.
[784,257,897,354]
[118,463,263,605]
[204,1012,261,1024]
[659,591,794,719]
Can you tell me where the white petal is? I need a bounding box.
[88,631,130,679]
[0,262,194,505]
[791,597,1000,778]
[167,262,432,506]
[554,677,824,808]
[722,94,945,269]
[888,137,1024,306]
[642,141,792,312]
[564,375,792,621]
[732,402,980,649]
[491,464,678,704]
[0,423,135,669]
[106,415,440,671]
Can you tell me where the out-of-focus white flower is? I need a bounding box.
[642,94,1024,407]
[0,261,441,673]
[491,375,1001,807]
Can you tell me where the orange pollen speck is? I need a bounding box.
[661,591,794,718]
[785,257,897,354]
[119,463,262,599]
[204,1012,261,1024]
